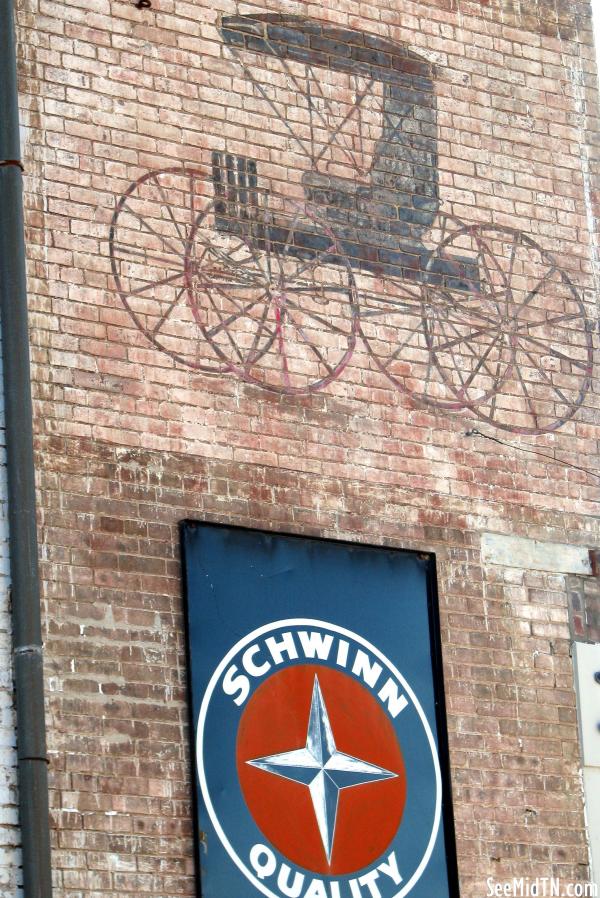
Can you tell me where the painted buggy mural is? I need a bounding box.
[109,15,594,435]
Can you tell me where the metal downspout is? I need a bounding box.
[0,1,53,895]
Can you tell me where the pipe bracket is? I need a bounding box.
[0,159,24,171]
[14,643,43,656]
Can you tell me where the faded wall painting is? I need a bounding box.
[109,14,594,435]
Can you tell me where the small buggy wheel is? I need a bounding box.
[185,204,359,394]
[424,225,593,434]
[109,167,228,372]
[357,213,475,409]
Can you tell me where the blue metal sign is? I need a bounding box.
[182,523,458,898]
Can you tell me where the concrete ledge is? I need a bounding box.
[481,533,593,576]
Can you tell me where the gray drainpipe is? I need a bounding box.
[0,1,53,895]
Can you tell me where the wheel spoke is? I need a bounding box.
[112,243,183,268]
[151,286,186,336]
[360,305,415,319]
[195,246,262,309]
[285,310,335,375]
[435,317,467,389]
[244,296,275,369]
[196,262,265,290]
[518,333,591,370]
[205,285,245,365]
[206,281,273,359]
[517,267,559,310]
[197,247,265,289]
[129,270,184,297]
[284,284,350,295]
[505,233,521,304]
[431,320,501,353]
[205,275,259,318]
[515,362,539,431]
[449,295,503,326]
[472,233,509,314]
[209,234,255,267]
[221,243,255,267]
[475,253,503,318]
[515,312,581,334]
[359,285,420,316]
[385,319,423,367]
[444,317,484,390]
[275,309,292,389]
[422,351,435,396]
[189,172,199,227]
[427,289,500,329]
[462,333,502,390]
[283,296,351,336]
[205,291,269,339]
[195,277,266,291]
[520,346,572,407]
[156,179,186,245]
[487,389,499,423]
[122,200,184,257]
[264,229,278,283]
[284,244,337,284]
[188,243,211,280]
[442,316,502,386]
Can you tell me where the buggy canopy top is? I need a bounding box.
[220,14,435,87]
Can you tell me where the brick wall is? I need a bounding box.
[13,0,600,893]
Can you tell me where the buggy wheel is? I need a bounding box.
[424,225,593,434]
[358,213,477,409]
[109,167,228,372]
[185,204,359,394]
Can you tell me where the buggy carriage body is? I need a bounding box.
[214,14,477,289]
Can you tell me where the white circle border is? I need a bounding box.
[196,618,443,898]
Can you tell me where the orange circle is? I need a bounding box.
[237,665,406,875]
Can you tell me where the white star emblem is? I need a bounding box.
[247,675,397,863]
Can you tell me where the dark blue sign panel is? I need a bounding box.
[182,523,458,898]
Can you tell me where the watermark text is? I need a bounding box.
[487,879,598,898]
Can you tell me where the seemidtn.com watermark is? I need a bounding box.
[487,878,598,898]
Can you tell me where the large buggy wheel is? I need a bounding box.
[109,167,228,373]
[423,225,594,434]
[184,204,359,394]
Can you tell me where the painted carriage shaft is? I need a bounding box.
[218,15,478,289]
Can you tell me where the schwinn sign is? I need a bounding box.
[181,523,458,898]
